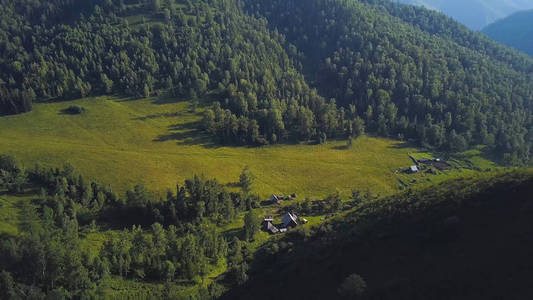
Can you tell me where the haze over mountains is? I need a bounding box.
[483,9,533,56]
[396,0,533,30]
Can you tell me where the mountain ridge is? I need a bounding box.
[395,0,533,30]
[483,9,533,57]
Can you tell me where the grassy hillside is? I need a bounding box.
[0,193,31,236]
[223,168,533,299]
[0,96,490,199]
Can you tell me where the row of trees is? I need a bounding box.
[202,100,366,145]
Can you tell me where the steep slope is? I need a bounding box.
[483,9,533,57]
[396,0,533,30]
[223,169,533,299]
[244,0,533,163]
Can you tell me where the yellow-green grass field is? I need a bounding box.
[0,193,24,236]
[0,95,502,298]
[0,96,495,200]
[0,190,40,236]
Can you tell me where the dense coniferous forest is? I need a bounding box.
[0,0,532,163]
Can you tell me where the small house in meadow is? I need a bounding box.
[409,165,419,173]
[282,212,299,228]
[270,194,281,204]
[262,216,279,234]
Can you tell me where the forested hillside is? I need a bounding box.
[223,169,533,299]
[1,0,532,164]
[483,9,533,57]
[244,0,533,164]
[0,0,358,147]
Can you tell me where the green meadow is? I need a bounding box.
[0,96,503,298]
[0,96,450,199]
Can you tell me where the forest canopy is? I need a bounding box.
[0,0,531,164]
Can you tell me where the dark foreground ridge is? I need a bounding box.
[223,170,533,300]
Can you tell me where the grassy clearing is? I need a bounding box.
[0,96,428,199]
[0,193,21,235]
[0,95,502,298]
[0,191,36,236]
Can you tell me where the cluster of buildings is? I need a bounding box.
[405,156,453,174]
[262,212,307,234]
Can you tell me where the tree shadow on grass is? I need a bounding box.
[132,111,185,121]
[331,144,350,150]
[225,182,241,188]
[153,121,222,148]
[151,94,189,105]
[388,140,417,149]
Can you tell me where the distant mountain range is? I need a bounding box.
[483,9,533,56]
[395,0,533,30]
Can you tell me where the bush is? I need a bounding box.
[63,105,86,114]
[0,154,17,172]
[338,273,367,298]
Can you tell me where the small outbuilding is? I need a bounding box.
[409,165,419,173]
[264,221,280,234]
[270,194,281,204]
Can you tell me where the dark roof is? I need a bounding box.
[282,212,299,228]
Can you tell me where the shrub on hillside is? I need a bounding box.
[338,273,367,298]
[0,154,17,172]
[62,105,86,115]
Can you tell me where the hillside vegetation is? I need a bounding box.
[223,168,533,299]
[245,0,533,164]
[483,9,533,57]
[1,1,532,299]
[0,149,514,299]
[0,0,531,164]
